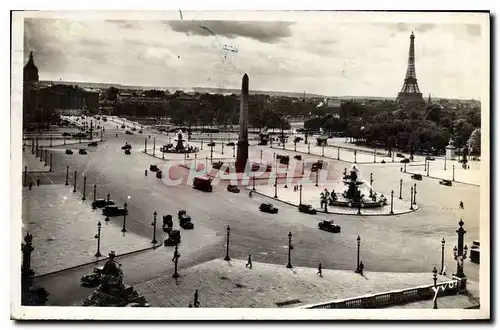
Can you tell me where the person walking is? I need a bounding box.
[246,254,253,269]
[145,169,148,176]
[358,261,364,276]
[193,289,200,307]
[317,262,322,277]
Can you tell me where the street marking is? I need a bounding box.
[42,172,54,185]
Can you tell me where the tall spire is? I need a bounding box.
[428,93,432,104]
[23,51,39,83]
[396,32,424,104]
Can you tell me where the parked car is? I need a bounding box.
[65,149,73,155]
[156,170,163,179]
[150,165,159,172]
[439,179,452,186]
[80,266,104,287]
[78,149,87,155]
[121,144,132,150]
[298,204,317,215]
[207,142,216,147]
[178,210,194,229]
[125,131,133,135]
[226,142,235,147]
[426,156,435,161]
[227,185,240,193]
[164,230,181,246]
[193,176,213,192]
[121,125,126,129]
[131,127,137,131]
[294,155,302,161]
[400,158,410,163]
[162,214,173,233]
[396,153,405,158]
[411,174,423,181]
[381,160,386,164]
[88,142,98,147]
[92,199,115,209]
[102,205,128,217]
[259,203,279,214]
[125,149,131,155]
[138,130,143,134]
[62,132,71,137]
[318,220,341,233]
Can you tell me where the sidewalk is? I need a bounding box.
[406,159,481,186]
[133,259,462,308]
[22,184,153,275]
[251,181,418,216]
[22,149,49,172]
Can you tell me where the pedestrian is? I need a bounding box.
[358,261,364,276]
[36,179,40,186]
[460,201,464,209]
[317,262,322,277]
[28,182,32,190]
[188,303,193,308]
[246,254,252,269]
[400,167,402,172]
[145,169,148,176]
[194,289,200,307]
[115,133,118,138]
[249,190,252,198]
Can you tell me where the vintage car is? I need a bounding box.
[131,127,137,131]
[164,230,181,246]
[162,214,173,232]
[207,142,216,147]
[294,155,302,161]
[92,199,115,209]
[470,240,480,264]
[103,205,128,217]
[121,125,126,129]
[125,131,133,135]
[400,158,410,163]
[411,174,423,181]
[193,176,213,192]
[62,132,72,137]
[226,142,235,147]
[125,149,131,155]
[178,210,194,229]
[156,170,163,179]
[88,141,98,147]
[227,185,240,193]
[65,149,74,155]
[212,161,224,170]
[381,160,386,164]
[251,163,272,172]
[439,179,452,186]
[150,165,159,172]
[78,149,88,155]
[425,156,436,161]
[298,204,317,215]
[396,153,405,158]
[259,203,279,214]
[80,266,104,287]
[121,143,132,150]
[318,220,341,233]
[138,130,143,134]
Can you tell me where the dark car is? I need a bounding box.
[125,131,133,135]
[426,156,435,161]
[439,179,452,186]
[103,205,128,217]
[121,144,132,150]
[65,149,73,155]
[80,266,104,287]
[121,125,126,129]
[62,132,71,137]
[294,155,302,161]
[131,127,137,131]
[318,220,341,233]
[212,161,224,170]
[207,142,216,147]
[162,214,173,233]
[164,230,181,246]
[156,170,163,179]
[411,174,423,181]
[138,130,143,134]
[92,199,115,209]
[396,153,405,158]
[226,142,235,147]
[298,204,317,214]
[227,185,240,193]
[150,165,159,172]
[259,203,279,214]
[78,149,88,155]
[400,158,410,163]
[178,210,194,229]
[125,149,131,155]
[88,142,98,147]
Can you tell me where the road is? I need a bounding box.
[30,117,482,306]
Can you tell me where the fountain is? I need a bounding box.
[161,130,198,154]
[328,165,387,208]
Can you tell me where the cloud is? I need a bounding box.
[165,21,294,43]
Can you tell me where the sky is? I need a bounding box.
[21,11,488,99]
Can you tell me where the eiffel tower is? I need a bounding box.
[396,32,424,104]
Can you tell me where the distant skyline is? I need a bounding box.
[23,12,488,100]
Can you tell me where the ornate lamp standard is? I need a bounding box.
[224,225,231,261]
[299,184,303,205]
[144,137,147,153]
[286,232,293,269]
[413,183,417,205]
[73,171,77,193]
[49,153,53,172]
[94,221,102,257]
[433,266,438,309]
[390,190,394,214]
[453,219,468,279]
[274,175,278,198]
[410,187,414,210]
[452,165,455,181]
[92,184,97,209]
[354,149,357,163]
[444,156,447,171]
[153,137,156,156]
[172,244,180,278]
[24,166,27,187]
[121,203,128,233]
[337,147,340,160]
[399,179,403,199]
[252,172,256,190]
[82,176,87,201]
[355,235,361,272]
[439,238,446,275]
[232,145,235,158]
[151,211,158,244]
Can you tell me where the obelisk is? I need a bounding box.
[235,73,249,173]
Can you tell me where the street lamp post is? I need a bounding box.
[121,203,128,232]
[105,193,110,221]
[354,149,357,163]
[65,165,69,185]
[93,184,97,208]
[453,219,468,279]
[370,173,373,196]
[31,138,35,154]
[424,159,427,172]
[49,153,53,172]
[172,244,180,278]
[151,211,158,244]
[24,166,27,187]
[315,168,319,187]
[82,176,87,201]
[452,165,455,181]
[286,232,293,269]
[356,236,361,272]
[144,138,147,153]
[433,266,438,309]
[427,161,430,176]
[100,129,103,142]
[410,187,414,210]
[299,184,303,205]
[390,190,394,214]
[252,172,256,190]
[322,145,325,157]
[224,225,231,261]
[404,161,407,173]
[308,143,310,154]
[274,175,278,198]
[232,145,235,158]
[440,238,446,275]
[73,171,77,193]
[221,142,224,155]
[399,179,403,199]
[413,183,417,205]
[337,147,340,160]
[373,149,376,163]
[94,221,102,257]
[444,157,447,171]
[260,150,263,163]
[153,137,156,156]
[44,149,48,166]
[210,145,214,164]
[50,134,52,147]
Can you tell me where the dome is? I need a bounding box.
[23,52,39,83]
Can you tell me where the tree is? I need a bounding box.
[467,128,481,155]
[106,87,119,101]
